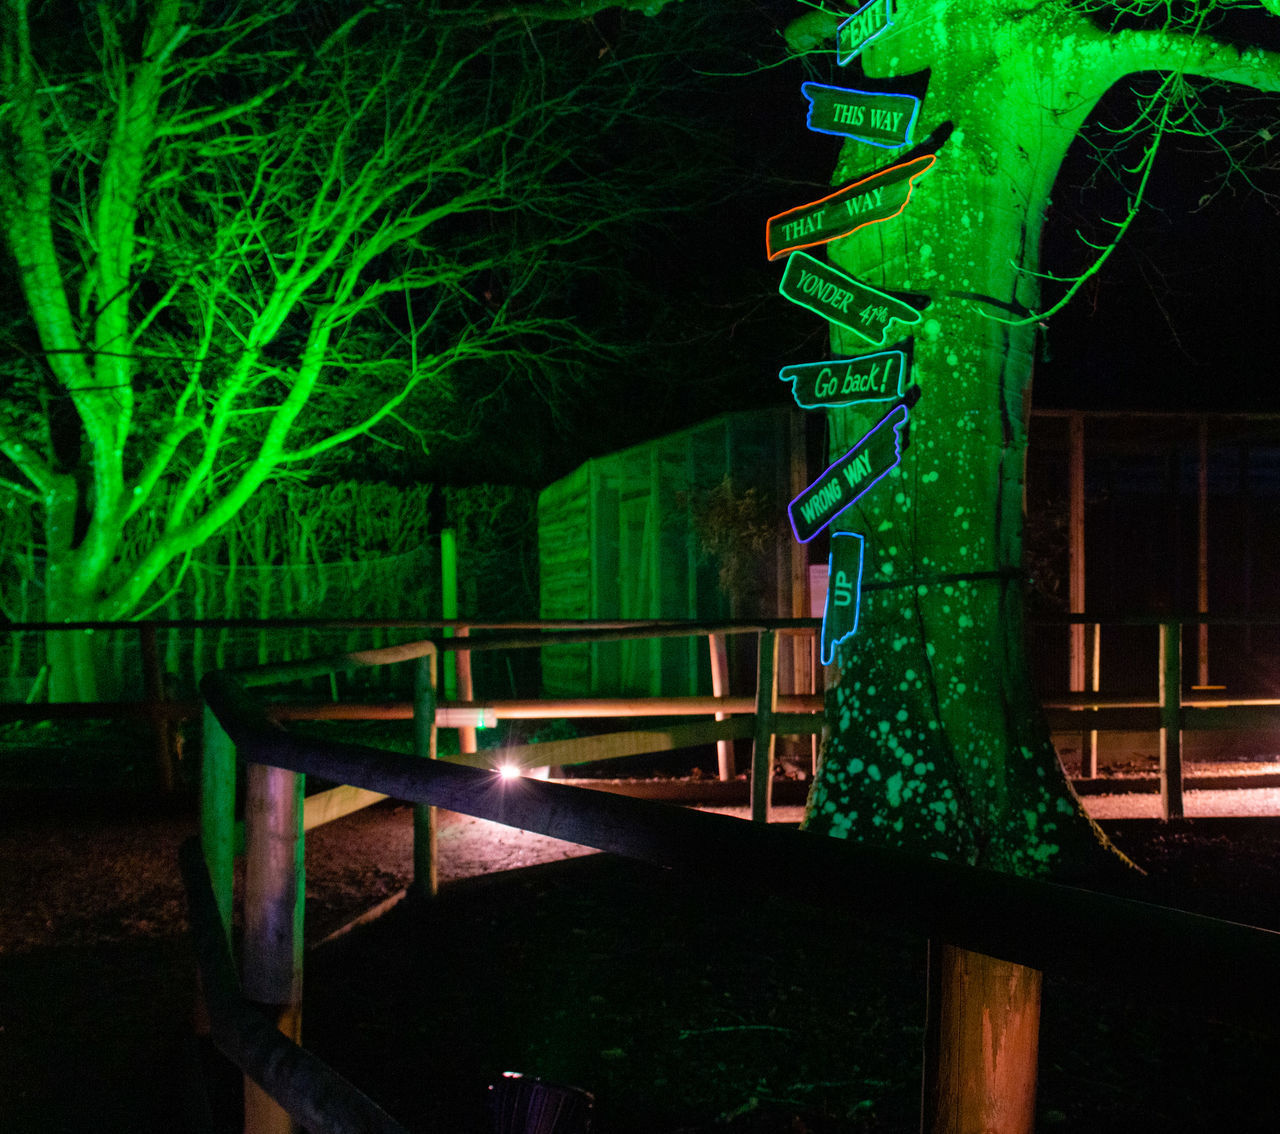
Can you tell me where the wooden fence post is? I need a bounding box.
[456,626,477,756]
[412,648,439,899]
[200,704,237,941]
[921,942,1042,1134]
[1082,621,1101,779]
[708,633,734,781]
[243,762,305,1134]
[1159,621,1184,820]
[138,623,175,791]
[750,631,778,824]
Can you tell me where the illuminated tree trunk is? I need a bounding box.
[791,3,1280,877]
[2,0,745,703]
[42,476,110,702]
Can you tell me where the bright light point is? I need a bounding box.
[498,764,522,780]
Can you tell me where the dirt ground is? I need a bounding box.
[5,776,1280,1134]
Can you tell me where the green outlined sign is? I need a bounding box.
[779,344,909,410]
[788,403,909,543]
[766,154,935,260]
[836,0,893,64]
[778,252,924,348]
[801,83,919,148]
[821,533,865,666]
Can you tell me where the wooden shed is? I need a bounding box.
[539,406,813,697]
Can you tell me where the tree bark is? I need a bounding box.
[42,475,109,702]
[802,7,1113,875]
[794,0,1279,878]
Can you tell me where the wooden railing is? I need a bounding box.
[0,617,821,797]
[9,612,1280,825]
[195,620,823,1133]
[190,622,1280,1134]
[1033,614,1280,819]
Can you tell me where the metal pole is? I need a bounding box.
[411,649,439,899]
[1159,621,1184,820]
[243,762,305,1134]
[751,631,778,824]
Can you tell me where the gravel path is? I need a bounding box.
[1084,785,1280,819]
[2,778,1278,955]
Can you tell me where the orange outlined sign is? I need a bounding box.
[765,153,935,261]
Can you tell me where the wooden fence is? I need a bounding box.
[187,619,1280,1134]
[7,613,1280,815]
[1037,614,1280,818]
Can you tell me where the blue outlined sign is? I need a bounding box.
[836,0,893,64]
[779,343,909,410]
[778,252,924,348]
[766,153,935,261]
[821,533,865,665]
[801,83,919,148]
[788,404,909,544]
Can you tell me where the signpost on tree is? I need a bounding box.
[769,4,1050,1126]
[787,402,911,543]
[773,0,1280,1124]
[777,251,924,347]
[801,82,920,147]
[821,533,865,666]
[766,153,936,258]
[778,344,910,409]
[835,0,894,63]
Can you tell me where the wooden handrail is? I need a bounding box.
[189,618,1280,1134]
[200,666,1280,1027]
[178,839,412,1134]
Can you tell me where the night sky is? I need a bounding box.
[1035,118,1280,414]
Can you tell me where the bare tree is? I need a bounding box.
[785,0,1280,877]
[0,0,728,697]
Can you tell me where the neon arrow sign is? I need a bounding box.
[766,154,935,261]
[801,83,919,149]
[788,403,909,543]
[778,252,924,348]
[836,0,893,64]
[779,344,909,410]
[821,533,865,665]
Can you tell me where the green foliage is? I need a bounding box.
[443,484,539,620]
[0,0,794,636]
[685,476,775,611]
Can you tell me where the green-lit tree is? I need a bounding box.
[0,0,761,699]
[784,1,1280,878]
